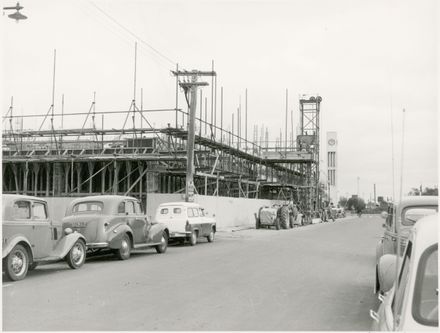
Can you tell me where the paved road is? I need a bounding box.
[3,215,383,331]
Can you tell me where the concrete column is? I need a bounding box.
[87,161,94,194]
[45,164,50,196]
[11,164,19,194]
[53,162,64,196]
[112,160,119,194]
[32,163,40,196]
[101,163,107,194]
[138,163,144,198]
[23,162,29,195]
[76,163,83,194]
[64,163,70,193]
[125,161,132,193]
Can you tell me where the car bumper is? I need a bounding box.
[169,232,191,238]
[86,242,109,248]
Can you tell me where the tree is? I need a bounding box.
[408,186,438,196]
[408,187,421,196]
[423,187,438,195]
[338,196,348,208]
[346,197,366,211]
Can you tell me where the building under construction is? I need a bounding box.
[2,69,323,219]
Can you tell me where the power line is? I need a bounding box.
[88,0,177,66]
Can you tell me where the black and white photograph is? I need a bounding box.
[1,0,438,331]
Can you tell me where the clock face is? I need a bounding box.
[328,139,336,146]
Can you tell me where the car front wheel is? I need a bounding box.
[155,232,168,254]
[189,231,197,246]
[114,234,131,260]
[5,244,29,281]
[66,239,86,269]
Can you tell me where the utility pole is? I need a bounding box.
[374,183,376,204]
[171,70,216,202]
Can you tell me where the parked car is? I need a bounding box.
[2,194,87,281]
[255,205,281,229]
[62,195,169,260]
[375,196,438,293]
[154,202,216,246]
[370,214,438,330]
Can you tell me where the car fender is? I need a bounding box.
[51,232,87,259]
[375,238,384,263]
[107,224,133,249]
[187,223,200,233]
[2,235,33,259]
[149,223,167,243]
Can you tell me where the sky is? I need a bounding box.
[1,0,438,200]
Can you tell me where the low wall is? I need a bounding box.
[45,194,281,230]
[146,193,278,230]
[45,197,77,223]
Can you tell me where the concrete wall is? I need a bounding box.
[146,193,278,230]
[45,194,281,230]
[45,197,76,223]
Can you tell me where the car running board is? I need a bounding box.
[132,243,159,249]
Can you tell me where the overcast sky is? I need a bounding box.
[1,0,438,200]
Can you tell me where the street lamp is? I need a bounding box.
[3,2,27,22]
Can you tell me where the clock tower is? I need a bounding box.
[326,131,338,205]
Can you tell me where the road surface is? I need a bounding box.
[3,215,383,331]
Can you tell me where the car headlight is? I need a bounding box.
[64,228,73,235]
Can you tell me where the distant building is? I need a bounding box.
[327,131,338,205]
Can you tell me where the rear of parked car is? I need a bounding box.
[155,204,189,237]
[155,202,216,246]
[62,199,110,248]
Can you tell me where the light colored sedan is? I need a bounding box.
[370,214,438,330]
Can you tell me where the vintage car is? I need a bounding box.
[370,214,438,330]
[375,196,438,293]
[154,202,216,246]
[62,195,169,260]
[2,194,87,281]
[255,203,303,229]
[255,204,281,229]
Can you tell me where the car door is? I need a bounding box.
[133,200,150,244]
[383,205,397,255]
[390,241,412,330]
[186,207,196,230]
[6,199,34,247]
[190,207,202,234]
[30,200,53,259]
[124,200,141,245]
[198,208,210,236]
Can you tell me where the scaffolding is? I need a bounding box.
[2,80,321,214]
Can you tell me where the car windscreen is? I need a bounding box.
[412,244,438,327]
[403,206,438,226]
[71,201,103,215]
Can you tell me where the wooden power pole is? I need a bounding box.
[171,70,216,202]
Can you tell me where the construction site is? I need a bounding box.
[2,60,323,222]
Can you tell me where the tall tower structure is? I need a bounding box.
[326,131,338,205]
[298,95,322,213]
